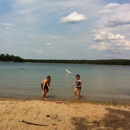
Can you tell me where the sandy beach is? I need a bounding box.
[0,98,130,130]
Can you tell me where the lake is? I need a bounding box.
[0,62,130,102]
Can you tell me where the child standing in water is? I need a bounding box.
[41,76,52,100]
[71,74,82,99]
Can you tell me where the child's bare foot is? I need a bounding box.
[44,98,47,100]
[75,96,78,99]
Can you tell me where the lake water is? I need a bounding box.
[0,62,130,102]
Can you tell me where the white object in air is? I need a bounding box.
[66,69,71,73]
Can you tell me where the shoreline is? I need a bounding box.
[0,96,89,103]
[0,96,130,106]
[1,61,130,66]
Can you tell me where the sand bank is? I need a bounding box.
[0,98,130,130]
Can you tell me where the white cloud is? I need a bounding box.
[108,34,125,40]
[61,12,86,23]
[2,23,15,27]
[45,43,51,46]
[88,42,109,51]
[89,31,130,52]
[53,37,58,40]
[38,50,44,54]
[99,9,111,14]
[5,27,12,30]
[104,3,120,8]
[99,3,130,27]
[15,0,38,4]
[99,3,120,14]
[91,2,130,58]
[32,50,44,55]
[14,0,96,16]
[94,32,125,41]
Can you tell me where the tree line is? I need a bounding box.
[0,53,130,65]
[0,54,23,62]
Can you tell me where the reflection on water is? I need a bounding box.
[18,67,27,70]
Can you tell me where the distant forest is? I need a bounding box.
[0,53,130,65]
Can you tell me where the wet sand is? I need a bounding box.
[0,98,130,130]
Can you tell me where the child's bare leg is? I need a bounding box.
[74,88,78,99]
[78,90,81,98]
[42,91,44,99]
[43,89,48,99]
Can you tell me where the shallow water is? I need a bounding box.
[0,62,130,102]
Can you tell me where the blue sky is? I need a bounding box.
[0,0,130,59]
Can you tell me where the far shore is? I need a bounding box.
[0,97,130,130]
[0,53,130,65]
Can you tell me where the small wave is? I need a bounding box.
[18,67,26,70]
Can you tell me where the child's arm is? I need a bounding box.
[48,83,52,90]
[71,81,76,88]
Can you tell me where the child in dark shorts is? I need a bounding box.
[41,76,52,100]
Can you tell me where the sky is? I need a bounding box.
[0,0,130,59]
